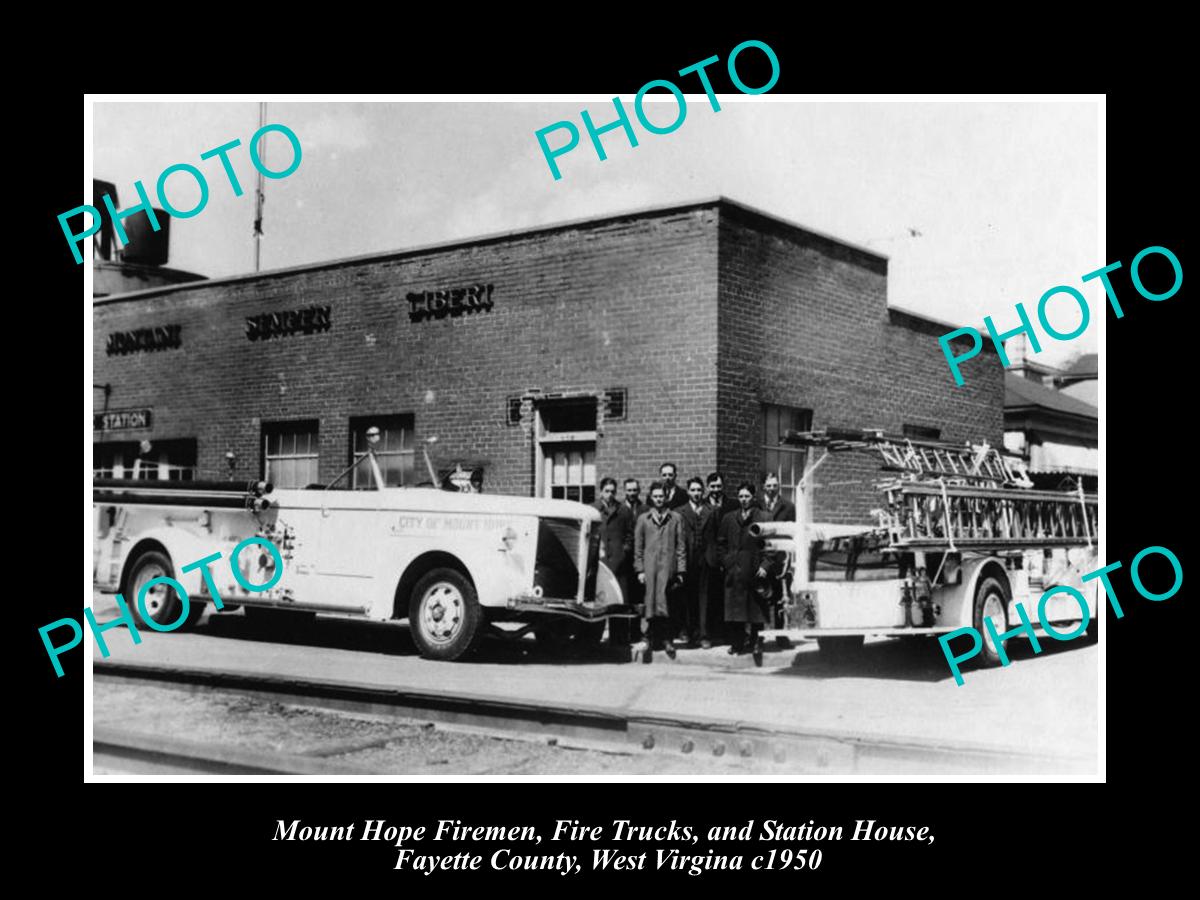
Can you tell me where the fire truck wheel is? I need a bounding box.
[817,635,864,661]
[973,576,1010,667]
[124,549,204,632]
[409,568,483,661]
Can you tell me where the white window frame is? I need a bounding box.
[533,398,598,501]
[350,415,416,489]
[263,422,320,489]
[761,404,813,504]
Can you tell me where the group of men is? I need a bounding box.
[593,463,796,665]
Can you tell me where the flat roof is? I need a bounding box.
[92,196,888,306]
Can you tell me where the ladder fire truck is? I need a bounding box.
[756,428,1099,667]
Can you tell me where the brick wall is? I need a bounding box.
[716,206,1005,523]
[93,198,1003,510]
[94,207,720,494]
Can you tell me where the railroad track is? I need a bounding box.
[93,725,379,775]
[93,661,1093,775]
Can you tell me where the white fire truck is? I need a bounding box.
[92,430,631,661]
[756,429,1099,666]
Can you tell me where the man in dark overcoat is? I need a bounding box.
[717,481,779,659]
[704,472,739,644]
[593,477,633,607]
[676,476,714,647]
[633,482,687,662]
[611,477,650,645]
[623,478,649,520]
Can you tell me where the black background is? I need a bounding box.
[25,26,1189,886]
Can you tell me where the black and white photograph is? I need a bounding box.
[78,92,1109,781]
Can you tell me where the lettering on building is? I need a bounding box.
[408,284,494,323]
[93,408,153,431]
[246,305,332,341]
[106,325,182,356]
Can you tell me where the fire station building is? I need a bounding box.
[91,197,1005,522]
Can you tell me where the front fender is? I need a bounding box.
[121,527,228,598]
[956,556,1010,628]
[595,561,623,607]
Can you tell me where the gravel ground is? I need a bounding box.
[93,680,784,775]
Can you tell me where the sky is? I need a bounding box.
[92,98,1101,364]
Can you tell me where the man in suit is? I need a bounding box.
[706,471,739,519]
[623,478,649,520]
[660,462,689,510]
[704,472,738,644]
[676,476,714,647]
[760,473,796,521]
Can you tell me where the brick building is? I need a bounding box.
[91,197,1004,523]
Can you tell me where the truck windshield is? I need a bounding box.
[321,453,386,491]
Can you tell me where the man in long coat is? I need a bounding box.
[704,472,739,645]
[593,477,633,606]
[717,481,779,660]
[676,476,715,647]
[633,482,687,662]
[611,477,650,645]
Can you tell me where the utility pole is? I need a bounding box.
[253,101,266,272]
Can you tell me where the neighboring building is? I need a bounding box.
[1005,333,1062,387]
[88,178,206,298]
[1002,336,1099,478]
[1004,372,1098,476]
[91,197,1006,523]
[1055,353,1098,407]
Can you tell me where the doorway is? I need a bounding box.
[534,397,598,503]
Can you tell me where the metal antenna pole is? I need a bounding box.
[254,101,266,272]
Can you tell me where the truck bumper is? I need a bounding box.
[505,596,639,621]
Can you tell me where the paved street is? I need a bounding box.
[88,593,1099,775]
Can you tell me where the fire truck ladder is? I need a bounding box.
[882,481,1097,550]
[785,427,1033,487]
[782,429,1096,551]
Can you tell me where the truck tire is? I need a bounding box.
[972,576,1011,667]
[124,549,204,632]
[409,567,483,661]
[817,635,864,661]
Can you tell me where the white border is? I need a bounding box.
[84,93,1105,785]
